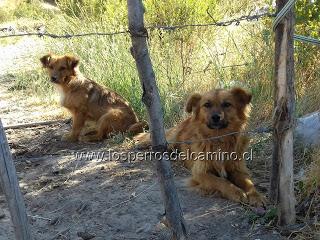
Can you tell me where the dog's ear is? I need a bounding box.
[40,54,52,68]
[66,55,79,69]
[185,93,201,114]
[231,87,252,107]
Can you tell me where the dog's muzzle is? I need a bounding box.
[207,113,228,129]
[207,122,228,129]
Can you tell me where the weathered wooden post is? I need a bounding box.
[0,119,32,239]
[270,0,296,225]
[127,0,188,239]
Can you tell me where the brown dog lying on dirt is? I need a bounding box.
[40,53,146,142]
[135,87,265,206]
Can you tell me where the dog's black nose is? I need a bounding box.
[211,114,220,123]
[51,76,57,82]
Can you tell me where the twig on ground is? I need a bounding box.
[49,227,70,240]
[47,203,70,214]
[105,182,157,211]
[3,118,71,130]
[27,214,52,221]
[186,203,239,221]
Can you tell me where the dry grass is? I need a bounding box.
[293,147,320,239]
[305,149,320,196]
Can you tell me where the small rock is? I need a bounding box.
[77,231,95,240]
[155,222,167,231]
[252,206,266,216]
[77,202,89,213]
[25,160,32,164]
[51,183,61,189]
[229,210,237,215]
[0,211,6,219]
[52,169,60,175]
[49,217,60,225]
[39,176,52,185]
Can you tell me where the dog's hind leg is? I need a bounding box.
[80,121,98,136]
[134,126,178,149]
[128,121,148,135]
[80,109,127,142]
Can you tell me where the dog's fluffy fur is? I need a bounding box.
[135,87,265,206]
[40,53,146,142]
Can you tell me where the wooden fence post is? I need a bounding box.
[127,0,188,239]
[0,119,32,239]
[270,0,296,225]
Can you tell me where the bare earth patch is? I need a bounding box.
[1,123,282,240]
[0,36,65,126]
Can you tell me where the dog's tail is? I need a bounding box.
[133,131,151,148]
[128,121,148,135]
[134,127,177,149]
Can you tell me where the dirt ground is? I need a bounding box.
[0,33,284,240]
[1,122,282,240]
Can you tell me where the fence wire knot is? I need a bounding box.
[272,0,296,31]
[129,28,148,38]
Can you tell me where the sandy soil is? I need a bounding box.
[1,123,282,240]
[0,35,284,240]
[0,35,65,126]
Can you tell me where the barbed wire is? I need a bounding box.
[166,126,273,145]
[0,30,128,39]
[0,12,274,39]
[1,5,319,45]
[148,12,275,30]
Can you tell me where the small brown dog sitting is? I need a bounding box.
[135,87,265,206]
[40,53,146,142]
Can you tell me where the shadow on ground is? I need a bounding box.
[0,123,282,240]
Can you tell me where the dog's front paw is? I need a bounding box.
[79,135,94,142]
[224,186,248,203]
[246,190,266,207]
[61,133,78,142]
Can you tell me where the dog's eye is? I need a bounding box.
[221,102,231,108]
[48,66,53,70]
[203,102,212,108]
[59,66,66,71]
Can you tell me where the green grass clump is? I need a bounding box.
[13,1,54,20]
[9,69,52,93]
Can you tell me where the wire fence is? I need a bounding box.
[167,126,273,145]
[1,7,318,45]
[1,2,319,145]
[0,12,274,39]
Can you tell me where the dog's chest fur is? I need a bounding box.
[55,85,66,105]
[183,138,238,178]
